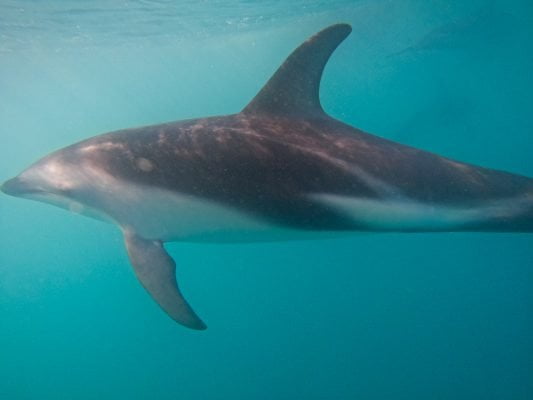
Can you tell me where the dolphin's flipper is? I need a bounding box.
[242,23,352,117]
[124,232,206,330]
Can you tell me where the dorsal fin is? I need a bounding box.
[242,23,352,117]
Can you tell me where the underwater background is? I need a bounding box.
[1,0,532,399]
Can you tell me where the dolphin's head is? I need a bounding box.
[1,149,97,215]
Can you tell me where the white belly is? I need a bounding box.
[80,179,345,242]
[60,164,528,240]
[106,185,278,242]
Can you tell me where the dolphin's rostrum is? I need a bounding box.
[2,24,532,329]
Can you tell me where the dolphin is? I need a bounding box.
[2,24,532,330]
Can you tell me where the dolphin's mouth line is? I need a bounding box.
[0,178,46,197]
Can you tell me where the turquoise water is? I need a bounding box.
[1,0,532,398]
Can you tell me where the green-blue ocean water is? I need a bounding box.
[1,0,532,398]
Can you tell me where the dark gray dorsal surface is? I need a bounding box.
[242,23,352,117]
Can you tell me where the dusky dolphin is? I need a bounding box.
[2,24,532,330]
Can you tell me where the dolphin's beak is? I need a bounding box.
[1,177,35,197]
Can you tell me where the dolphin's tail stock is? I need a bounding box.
[475,189,533,233]
[516,198,533,232]
[505,183,533,232]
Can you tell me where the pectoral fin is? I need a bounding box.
[124,232,206,330]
